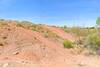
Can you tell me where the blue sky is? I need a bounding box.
[0,0,100,27]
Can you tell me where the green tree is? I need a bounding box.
[96,17,100,33]
[63,25,67,29]
[96,17,100,27]
[0,19,4,21]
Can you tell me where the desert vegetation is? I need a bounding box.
[63,39,73,48]
[60,17,100,55]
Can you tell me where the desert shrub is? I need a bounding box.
[0,22,7,27]
[44,31,49,38]
[63,40,73,48]
[17,21,34,29]
[62,26,96,37]
[84,33,100,55]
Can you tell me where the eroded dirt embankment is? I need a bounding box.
[0,22,99,67]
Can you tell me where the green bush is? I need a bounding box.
[84,33,100,55]
[63,40,73,48]
[44,31,49,38]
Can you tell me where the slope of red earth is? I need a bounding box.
[0,22,99,67]
[44,25,77,41]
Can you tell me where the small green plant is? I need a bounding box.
[63,40,73,48]
[44,31,49,38]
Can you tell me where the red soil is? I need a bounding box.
[0,22,99,67]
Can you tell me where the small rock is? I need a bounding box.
[3,63,8,67]
[13,51,19,55]
[78,62,85,67]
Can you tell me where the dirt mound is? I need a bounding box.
[0,22,69,66]
[0,22,63,57]
[0,22,100,67]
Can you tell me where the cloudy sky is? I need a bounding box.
[0,0,100,27]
